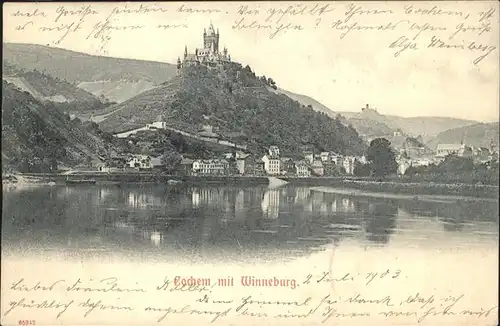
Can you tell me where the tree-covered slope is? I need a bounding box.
[98,63,366,157]
[2,80,115,172]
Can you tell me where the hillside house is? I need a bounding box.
[294,161,311,177]
[198,125,219,139]
[146,121,167,130]
[435,144,473,158]
[128,155,152,170]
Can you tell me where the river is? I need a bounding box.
[2,184,498,261]
[1,184,498,325]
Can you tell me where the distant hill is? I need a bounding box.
[3,43,177,103]
[2,80,115,171]
[337,107,479,142]
[3,61,106,112]
[98,63,366,157]
[386,115,478,139]
[269,88,336,118]
[427,122,499,150]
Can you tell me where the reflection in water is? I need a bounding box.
[363,201,398,244]
[2,185,498,261]
[261,189,280,219]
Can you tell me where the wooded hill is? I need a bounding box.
[98,63,367,157]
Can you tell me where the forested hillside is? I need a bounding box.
[2,81,115,172]
[98,63,366,157]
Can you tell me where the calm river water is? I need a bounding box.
[2,184,499,326]
[2,184,498,262]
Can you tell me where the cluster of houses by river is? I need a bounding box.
[78,119,499,177]
[95,145,364,177]
[85,139,498,178]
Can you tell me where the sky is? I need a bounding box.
[3,1,500,122]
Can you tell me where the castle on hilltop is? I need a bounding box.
[177,22,231,71]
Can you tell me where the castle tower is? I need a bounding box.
[203,22,219,54]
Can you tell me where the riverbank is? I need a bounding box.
[3,173,498,199]
[282,177,498,199]
[3,173,270,186]
[309,186,497,203]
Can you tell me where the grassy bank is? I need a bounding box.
[340,180,498,199]
[281,177,498,199]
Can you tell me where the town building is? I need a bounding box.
[253,162,266,175]
[178,22,231,70]
[192,159,229,175]
[262,146,281,175]
[323,162,340,176]
[227,153,259,175]
[150,156,165,170]
[435,144,473,158]
[303,151,314,164]
[397,157,411,175]
[97,163,110,173]
[294,160,311,177]
[179,157,194,175]
[280,157,295,175]
[128,155,152,170]
[310,160,325,176]
[330,152,342,165]
[320,152,330,162]
[411,157,433,167]
[342,156,356,175]
[262,155,281,175]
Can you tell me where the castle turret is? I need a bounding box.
[204,22,219,54]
